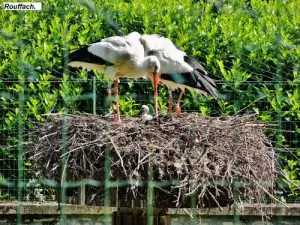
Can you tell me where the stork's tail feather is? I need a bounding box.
[184,55,218,99]
[193,69,218,99]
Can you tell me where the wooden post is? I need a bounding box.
[147,145,154,225]
[159,216,170,225]
[80,154,86,205]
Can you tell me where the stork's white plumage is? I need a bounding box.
[139,34,218,118]
[68,32,159,123]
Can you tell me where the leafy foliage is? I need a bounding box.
[0,0,299,200]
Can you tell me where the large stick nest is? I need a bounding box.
[26,113,277,208]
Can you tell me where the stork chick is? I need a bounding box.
[140,105,153,122]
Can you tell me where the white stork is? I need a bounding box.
[139,34,218,118]
[67,32,160,123]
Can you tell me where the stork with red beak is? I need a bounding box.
[67,32,160,123]
[68,32,217,122]
[139,34,218,118]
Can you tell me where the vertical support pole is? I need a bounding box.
[190,192,197,225]
[93,76,96,115]
[275,23,284,225]
[60,114,68,224]
[274,2,283,224]
[59,18,70,224]
[147,145,154,225]
[79,75,97,205]
[104,146,111,225]
[116,182,119,207]
[190,164,197,225]
[233,182,239,225]
[17,78,24,225]
[80,154,86,205]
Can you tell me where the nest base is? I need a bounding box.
[26,113,276,209]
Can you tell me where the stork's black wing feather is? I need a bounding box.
[161,72,197,87]
[184,55,207,74]
[161,71,218,99]
[185,55,218,98]
[161,55,218,99]
[193,69,218,99]
[68,46,113,66]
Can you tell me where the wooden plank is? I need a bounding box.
[112,211,122,225]
[154,215,158,225]
[159,215,171,225]
[112,211,116,225]
[110,189,116,207]
[124,213,133,225]
[142,215,147,225]
[117,211,122,225]
[134,214,145,225]
[132,211,139,225]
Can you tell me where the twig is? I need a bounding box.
[105,132,128,177]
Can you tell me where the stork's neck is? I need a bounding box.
[141,111,149,120]
[136,55,159,72]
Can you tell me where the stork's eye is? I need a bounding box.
[154,65,158,70]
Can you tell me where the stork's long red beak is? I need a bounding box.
[153,72,159,118]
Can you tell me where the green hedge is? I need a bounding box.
[0,0,299,200]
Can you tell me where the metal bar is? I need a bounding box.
[17,78,24,225]
[93,76,96,115]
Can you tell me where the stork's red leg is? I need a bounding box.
[153,72,159,118]
[175,89,184,118]
[168,89,173,118]
[107,87,116,122]
[114,79,121,123]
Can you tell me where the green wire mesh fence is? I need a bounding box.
[0,0,299,224]
[1,78,300,223]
